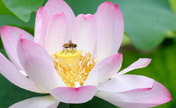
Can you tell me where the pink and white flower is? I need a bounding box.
[0,0,171,108]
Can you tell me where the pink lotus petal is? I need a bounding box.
[17,38,65,91]
[0,26,33,70]
[45,12,67,55]
[51,86,97,103]
[0,53,46,93]
[96,81,172,108]
[34,6,49,47]
[118,58,151,75]
[95,1,124,61]
[84,53,122,86]
[72,14,96,54]
[44,0,75,41]
[98,75,154,93]
[10,95,59,108]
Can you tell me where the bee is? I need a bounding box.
[71,43,77,50]
[62,40,77,53]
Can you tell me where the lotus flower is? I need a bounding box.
[0,0,171,108]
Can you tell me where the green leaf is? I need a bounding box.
[169,0,176,13]
[58,103,70,108]
[0,49,7,57]
[64,0,176,50]
[0,15,34,28]
[117,0,176,50]
[0,12,36,34]
[0,37,3,49]
[2,0,44,22]
[64,0,115,15]
[0,75,41,107]
[0,0,12,15]
[120,39,176,108]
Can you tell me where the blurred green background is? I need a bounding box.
[0,0,176,108]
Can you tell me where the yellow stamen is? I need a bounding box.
[52,49,96,87]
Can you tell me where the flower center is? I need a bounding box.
[52,49,97,87]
